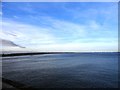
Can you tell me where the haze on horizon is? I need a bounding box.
[0,2,118,52]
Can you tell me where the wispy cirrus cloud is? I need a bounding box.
[1,2,118,52]
[0,12,2,16]
[1,17,118,52]
[1,19,56,46]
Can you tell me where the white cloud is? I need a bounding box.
[13,16,19,19]
[0,12,2,15]
[30,42,118,52]
[1,19,57,47]
[1,17,118,52]
[1,2,118,52]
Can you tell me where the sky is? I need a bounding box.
[0,2,118,52]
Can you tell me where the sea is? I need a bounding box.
[2,52,119,88]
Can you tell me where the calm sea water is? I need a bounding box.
[2,53,118,88]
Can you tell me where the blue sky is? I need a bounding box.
[1,2,118,52]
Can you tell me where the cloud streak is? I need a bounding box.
[1,2,118,52]
[1,17,118,52]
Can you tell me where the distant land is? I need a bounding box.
[1,52,119,57]
[1,39,25,48]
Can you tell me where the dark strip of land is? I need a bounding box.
[1,52,76,57]
[1,52,119,57]
[1,52,52,57]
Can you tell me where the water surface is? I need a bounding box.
[2,53,118,88]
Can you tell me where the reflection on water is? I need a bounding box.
[3,53,118,88]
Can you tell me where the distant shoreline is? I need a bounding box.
[1,52,52,57]
[1,52,119,57]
